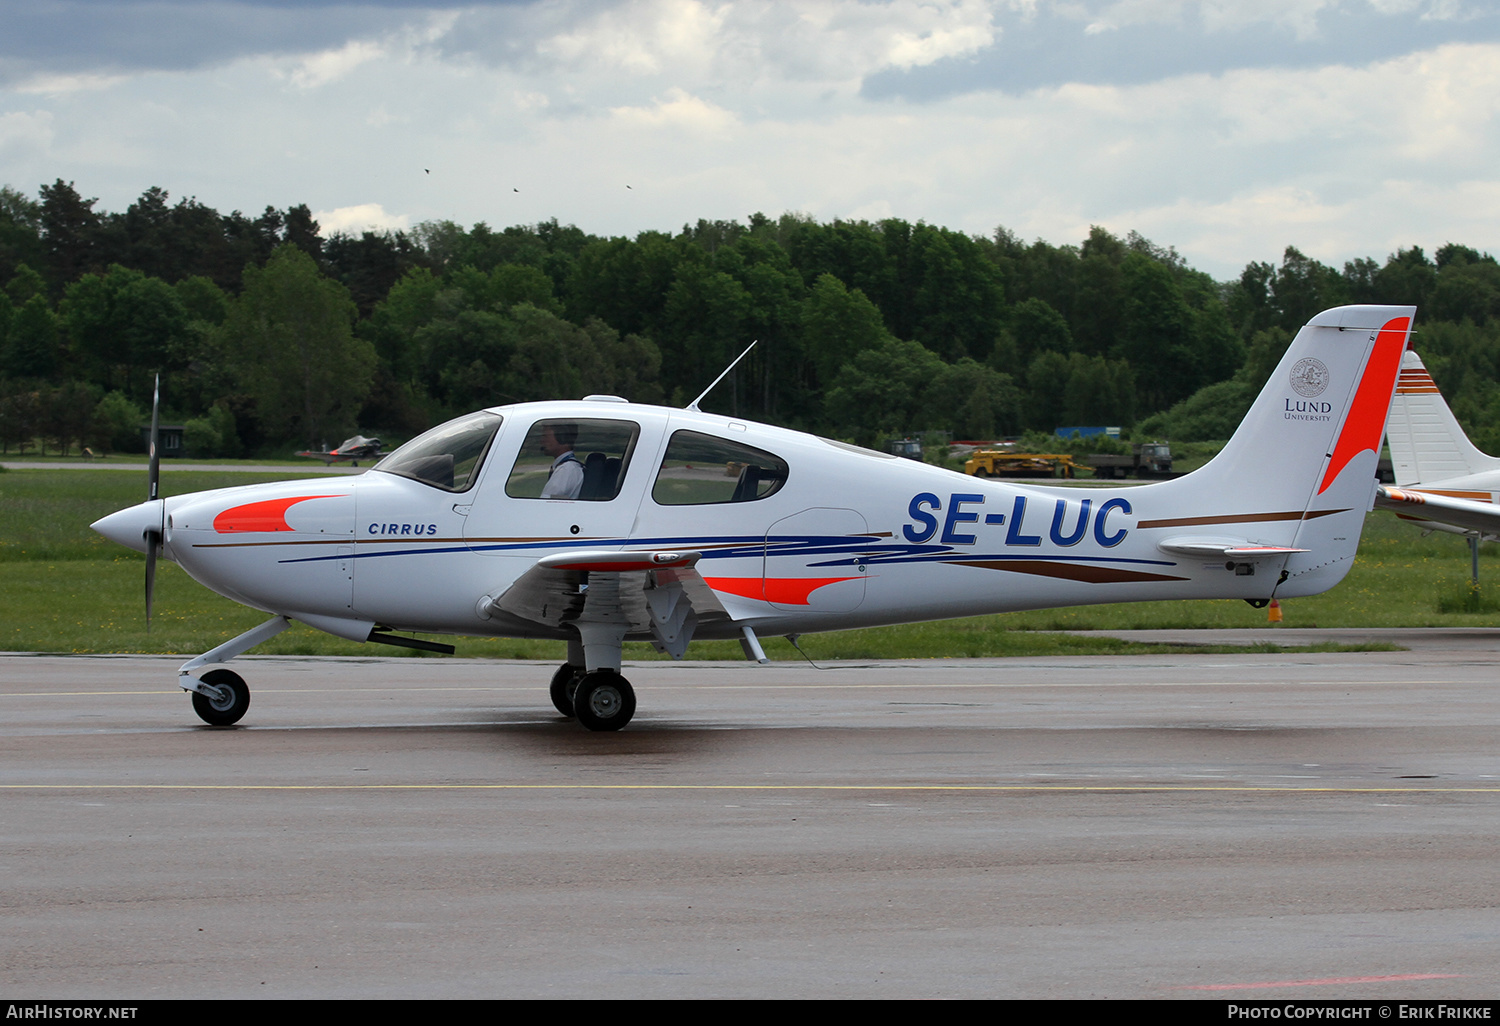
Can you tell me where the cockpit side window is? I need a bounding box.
[651,430,789,505]
[371,412,502,492]
[505,419,641,501]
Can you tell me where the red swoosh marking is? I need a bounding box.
[705,576,862,605]
[1318,315,1409,494]
[213,495,340,533]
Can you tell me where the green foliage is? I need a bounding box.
[1436,580,1500,614]
[802,273,891,384]
[824,337,1019,443]
[218,245,372,447]
[4,294,60,378]
[63,265,191,403]
[1009,296,1072,362]
[90,391,145,453]
[181,404,243,458]
[1138,378,1258,442]
[6,263,45,304]
[14,176,1500,456]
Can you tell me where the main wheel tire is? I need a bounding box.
[191,668,250,726]
[572,671,636,732]
[549,663,583,717]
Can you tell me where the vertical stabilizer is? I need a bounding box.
[1386,350,1500,486]
[1147,305,1414,597]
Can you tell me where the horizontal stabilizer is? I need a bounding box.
[1157,538,1309,559]
[1375,486,1500,538]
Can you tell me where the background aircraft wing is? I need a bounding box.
[481,550,734,658]
[1375,486,1500,539]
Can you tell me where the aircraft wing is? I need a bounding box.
[1375,486,1500,539]
[480,550,734,658]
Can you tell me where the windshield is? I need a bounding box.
[372,412,502,492]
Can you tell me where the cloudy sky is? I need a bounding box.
[2,0,1497,279]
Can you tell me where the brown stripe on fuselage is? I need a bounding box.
[950,560,1189,583]
[1137,509,1348,530]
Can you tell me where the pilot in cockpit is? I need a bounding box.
[539,423,584,499]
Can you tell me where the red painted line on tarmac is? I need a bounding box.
[1175,973,1462,990]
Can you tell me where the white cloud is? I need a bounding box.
[0,109,53,159]
[285,39,385,90]
[313,203,410,235]
[609,87,739,136]
[528,0,997,89]
[1079,0,1473,39]
[1,2,1497,282]
[536,0,728,76]
[14,72,130,96]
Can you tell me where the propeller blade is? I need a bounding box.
[145,530,158,629]
[145,374,163,630]
[148,374,160,503]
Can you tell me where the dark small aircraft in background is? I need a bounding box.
[296,436,385,466]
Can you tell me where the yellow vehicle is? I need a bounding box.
[964,450,1078,478]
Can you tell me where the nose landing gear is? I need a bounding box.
[190,668,251,726]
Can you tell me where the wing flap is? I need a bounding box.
[482,550,733,657]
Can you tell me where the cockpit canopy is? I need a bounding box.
[372,411,502,492]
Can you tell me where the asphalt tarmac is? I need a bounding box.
[3,634,1498,999]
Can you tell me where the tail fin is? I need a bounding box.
[1149,305,1414,596]
[1386,349,1500,486]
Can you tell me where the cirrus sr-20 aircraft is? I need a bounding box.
[93,305,1414,731]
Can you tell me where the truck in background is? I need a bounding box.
[1084,442,1175,479]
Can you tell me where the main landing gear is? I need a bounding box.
[549,663,582,716]
[549,662,637,732]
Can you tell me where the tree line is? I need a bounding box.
[2,179,1499,457]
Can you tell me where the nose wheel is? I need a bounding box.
[572,671,635,731]
[190,668,251,726]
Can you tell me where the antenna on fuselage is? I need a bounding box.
[686,340,757,412]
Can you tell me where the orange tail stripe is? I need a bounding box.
[1318,316,1409,494]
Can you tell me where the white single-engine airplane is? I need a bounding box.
[1374,349,1500,539]
[93,305,1414,731]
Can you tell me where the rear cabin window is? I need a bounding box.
[651,430,789,505]
[372,412,501,492]
[504,419,640,501]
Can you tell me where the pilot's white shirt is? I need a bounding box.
[542,452,584,499]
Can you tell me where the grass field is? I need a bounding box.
[2,467,1491,660]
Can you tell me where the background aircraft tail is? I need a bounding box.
[1149,305,1414,596]
[1385,349,1500,486]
